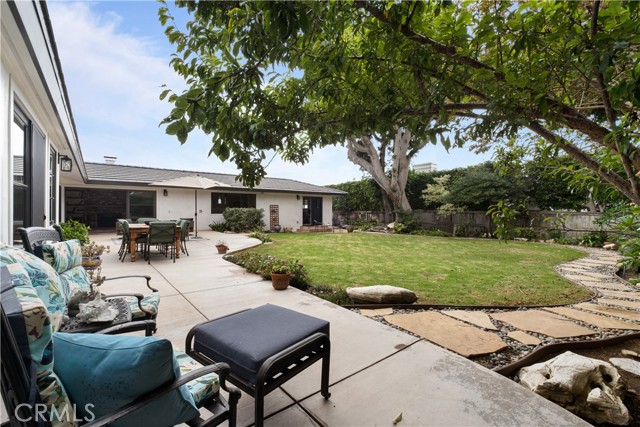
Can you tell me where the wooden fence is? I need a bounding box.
[334,210,606,238]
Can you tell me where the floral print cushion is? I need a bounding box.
[42,240,82,274]
[126,292,160,319]
[175,351,220,405]
[4,263,75,427]
[58,266,92,303]
[0,247,65,330]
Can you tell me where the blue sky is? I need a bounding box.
[47,1,492,186]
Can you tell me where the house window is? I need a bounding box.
[128,191,156,218]
[12,109,29,241]
[211,193,256,214]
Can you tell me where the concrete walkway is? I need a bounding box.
[93,231,588,426]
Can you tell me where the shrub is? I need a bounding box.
[349,218,378,231]
[394,209,419,233]
[306,284,353,305]
[224,252,310,290]
[208,221,227,232]
[223,208,265,232]
[59,219,90,244]
[578,231,608,247]
[410,229,451,237]
[515,227,537,241]
[248,230,272,243]
[487,201,525,242]
[554,235,577,245]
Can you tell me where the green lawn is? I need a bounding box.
[245,233,593,306]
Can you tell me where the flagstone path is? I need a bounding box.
[365,247,640,366]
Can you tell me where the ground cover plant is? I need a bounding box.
[242,233,591,306]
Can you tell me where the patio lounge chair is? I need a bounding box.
[17,225,64,258]
[0,264,240,427]
[1,242,159,335]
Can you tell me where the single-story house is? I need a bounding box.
[0,0,344,244]
[62,160,345,233]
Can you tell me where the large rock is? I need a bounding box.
[347,285,417,304]
[518,351,630,426]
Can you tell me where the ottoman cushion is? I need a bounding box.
[193,304,329,386]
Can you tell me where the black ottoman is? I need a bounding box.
[186,304,331,427]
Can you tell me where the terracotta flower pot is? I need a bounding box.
[271,272,291,290]
[216,245,228,254]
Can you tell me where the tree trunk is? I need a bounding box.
[346,127,416,222]
[381,191,394,223]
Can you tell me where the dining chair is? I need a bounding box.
[145,221,177,264]
[179,219,190,256]
[120,220,146,262]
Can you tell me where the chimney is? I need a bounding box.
[104,156,117,165]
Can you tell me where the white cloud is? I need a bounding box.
[46,2,489,188]
[48,2,178,131]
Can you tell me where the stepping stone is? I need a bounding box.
[599,289,640,300]
[576,303,640,322]
[564,274,598,283]
[441,310,498,330]
[584,281,632,291]
[610,358,640,376]
[580,272,615,280]
[490,310,596,338]
[384,312,507,357]
[598,298,640,310]
[544,307,640,330]
[360,308,394,318]
[507,331,541,346]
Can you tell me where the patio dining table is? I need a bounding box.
[128,223,182,262]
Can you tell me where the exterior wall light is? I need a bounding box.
[58,154,72,172]
[163,189,168,197]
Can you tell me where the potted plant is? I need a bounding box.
[81,241,110,269]
[346,224,354,233]
[80,241,110,285]
[269,260,291,290]
[216,240,229,254]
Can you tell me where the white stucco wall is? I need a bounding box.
[0,62,11,243]
[1,1,77,243]
[155,189,335,232]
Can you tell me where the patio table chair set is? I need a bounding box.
[117,219,191,263]
[2,226,332,426]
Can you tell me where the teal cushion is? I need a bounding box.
[42,240,82,274]
[0,246,65,330]
[52,333,199,427]
[3,263,75,427]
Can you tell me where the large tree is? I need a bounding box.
[160,1,640,203]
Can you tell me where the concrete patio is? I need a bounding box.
[93,230,587,426]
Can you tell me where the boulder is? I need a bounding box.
[518,351,630,426]
[347,285,417,304]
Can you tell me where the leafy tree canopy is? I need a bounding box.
[159,1,640,203]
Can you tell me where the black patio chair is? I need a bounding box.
[17,225,64,258]
[0,265,240,427]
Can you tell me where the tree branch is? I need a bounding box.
[527,121,638,203]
